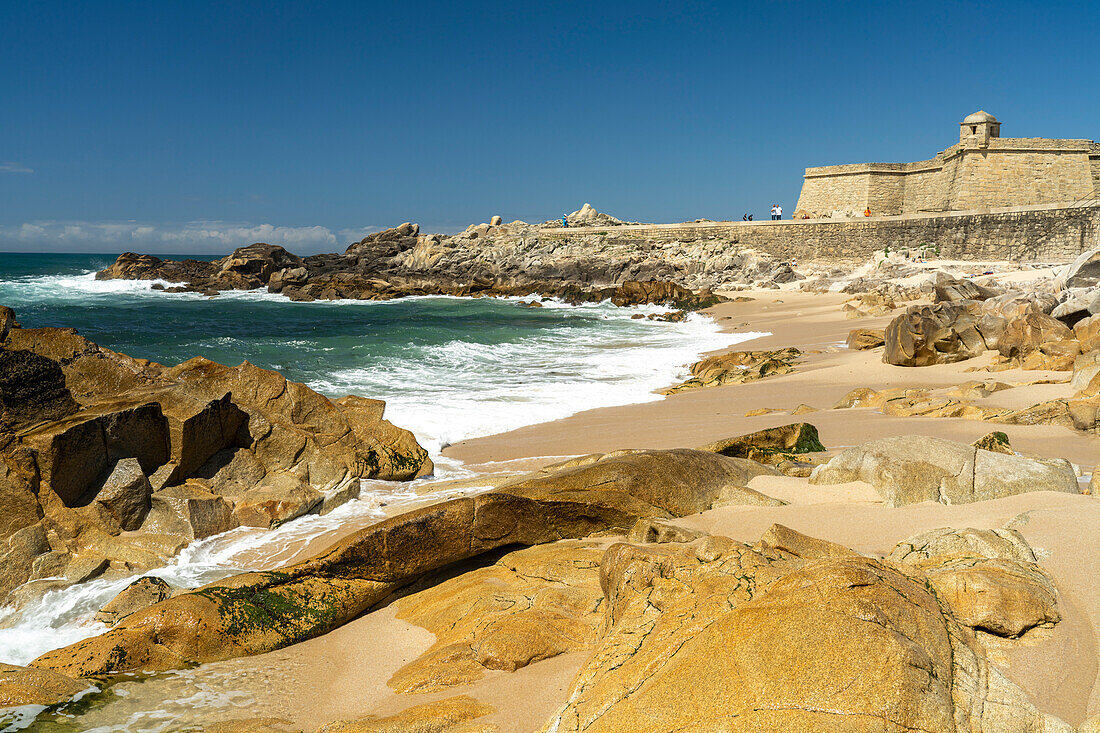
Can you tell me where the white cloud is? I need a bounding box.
[0,162,34,174]
[0,220,355,254]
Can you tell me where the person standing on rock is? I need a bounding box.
[769,204,776,220]
[775,204,783,220]
[562,214,568,228]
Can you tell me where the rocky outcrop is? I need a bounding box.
[30,449,776,677]
[662,348,801,393]
[845,327,885,350]
[809,435,1079,506]
[890,527,1060,637]
[883,301,988,366]
[94,576,174,626]
[541,526,1067,732]
[94,221,793,304]
[0,312,431,608]
[696,422,825,465]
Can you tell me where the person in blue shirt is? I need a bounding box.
[562,215,568,228]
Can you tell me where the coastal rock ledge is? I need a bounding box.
[0,309,431,607]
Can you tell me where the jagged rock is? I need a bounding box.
[1074,314,1100,353]
[696,422,824,465]
[889,527,1060,637]
[94,576,174,626]
[998,312,1076,360]
[0,662,90,708]
[1058,245,1100,288]
[144,483,238,540]
[883,301,988,366]
[972,431,1014,454]
[845,327,885,350]
[318,695,496,733]
[809,435,1078,506]
[663,348,800,393]
[31,449,776,677]
[934,276,999,303]
[609,280,720,309]
[0,347,78,433]
[95,458,153,531]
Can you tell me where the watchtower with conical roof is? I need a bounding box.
[960,110,1001,146]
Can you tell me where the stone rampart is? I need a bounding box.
[539,203,1100,263]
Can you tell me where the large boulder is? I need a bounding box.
[31,450,776,676]
[883,302,988,366]
[211,243,306,288]
[543,531,1062,733]
[998,312,1076,360]
[1058,245,1100,288]
[95,458,153,531]
[890,527,1060,638]
[809,435,1078,506]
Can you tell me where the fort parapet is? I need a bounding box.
[540,202,1100,263]
[793,112,1100,218]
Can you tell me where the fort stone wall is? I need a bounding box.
[794,113,1098,218]
[541,204,1100,264]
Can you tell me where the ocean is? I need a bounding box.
[0,252,764,729]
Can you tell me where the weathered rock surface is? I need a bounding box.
[884,301,988,366]
[662,348,800,393]
[890,527,1060,637]
[696,422,825,465]
[317,695,496,733]
[94,576,174,626]
[809,435,1078,506]
[30,449,776,676]
[0,662,90,708]
[0,313,430,608]
[542,527,1064,732]
[845,327,885,350]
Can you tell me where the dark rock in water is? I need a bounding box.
[94,576,174,626]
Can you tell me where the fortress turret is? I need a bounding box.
[960,110,1000,146]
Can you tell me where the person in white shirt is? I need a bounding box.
[775,205,783,220]
[769,204,777,220]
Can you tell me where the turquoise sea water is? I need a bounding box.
[0,252,756,456]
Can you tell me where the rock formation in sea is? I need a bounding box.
[0,310,431,609]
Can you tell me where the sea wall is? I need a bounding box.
[540,204,1100,263]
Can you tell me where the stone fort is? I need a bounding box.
[794,111,1100,218]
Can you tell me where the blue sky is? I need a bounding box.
[2,0,1098,253]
